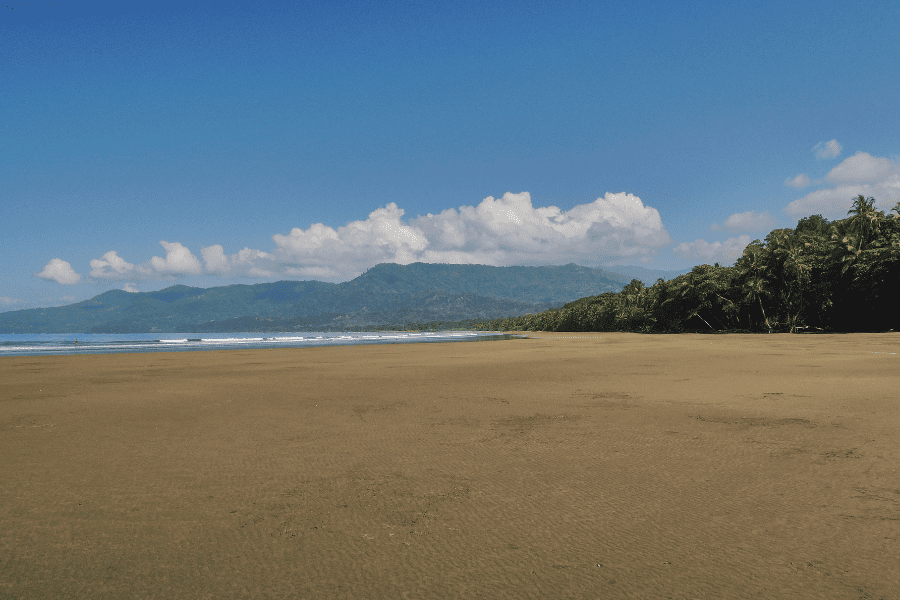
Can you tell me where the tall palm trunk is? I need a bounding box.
[757,295,771,332]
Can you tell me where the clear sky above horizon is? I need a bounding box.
[3,0,899,311]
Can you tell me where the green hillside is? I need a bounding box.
[0,263,641,333]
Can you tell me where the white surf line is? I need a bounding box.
[521,335,603,339]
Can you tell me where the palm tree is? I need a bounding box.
[772,230,815,332]
[743,275,772,332]
[846,195,882,253]
[734,240,773,331]
[617,279,653,331]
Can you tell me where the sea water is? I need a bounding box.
[0,331,524,357]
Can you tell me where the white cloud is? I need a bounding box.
[673,235,753,266]
[36,258,82,285]
[825,151,897,183]
[148,241,203,276]
[201,245,276,278]
[813,139,842,160]
[90,251,136,279]
[122,283,139,293]
[785,151,900,219]
[785,174,811,188]
[0,296,21,306]
[200,245,230,274]
[87,242,204,281]
[270,192,673,281]
[272,203,429,280]
[711,211,777,234]
[67,192,674,284]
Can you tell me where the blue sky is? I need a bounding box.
[3,0,899,311]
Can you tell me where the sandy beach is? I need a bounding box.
[2,332,898,599]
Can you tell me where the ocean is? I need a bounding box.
[0,331,523,357]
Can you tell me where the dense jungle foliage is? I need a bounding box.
[470,196,900,333]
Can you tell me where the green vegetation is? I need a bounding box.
[463,196,900,334]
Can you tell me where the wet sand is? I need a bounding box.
[2,332,899,599]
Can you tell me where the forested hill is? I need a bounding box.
[0,262,665,333]
[472,196,900,333]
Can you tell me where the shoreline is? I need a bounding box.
[0,330,522,358]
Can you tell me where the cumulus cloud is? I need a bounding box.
[148,241,203,276]
[90,251,136,279]
[711,211,777,233]
[36,259,82,285]
[271,203,429,280]
[0,296,21,306]
[67,192,674,284]
[270,192,673,280]
[673,235,753,266]
[785,174,811,188]
[813,139,842,160]
[785,152,900,219]
[85,242,204,283]
[825,152,897,183]
[201,245,276,278]
[122,283,139,293]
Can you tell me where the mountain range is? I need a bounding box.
[0,262,690,333]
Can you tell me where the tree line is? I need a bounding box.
[466,196,900,333]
